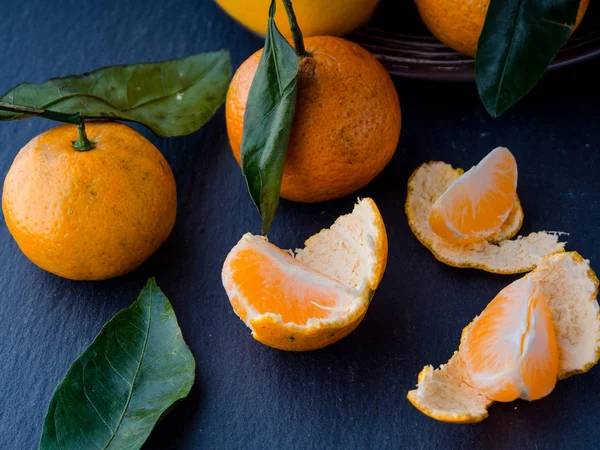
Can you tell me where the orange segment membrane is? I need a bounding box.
[520,294,559,400]
[225,236,355,325]
[462,277,558,402]
[429,147,518,244]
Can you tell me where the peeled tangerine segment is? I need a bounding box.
[224,236,357,325]
[407,252,600,423]
[406,160,565,274]
[221,198,387,351]
[462,277,558,402]
[429,147,518,244]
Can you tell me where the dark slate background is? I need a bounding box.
[1,1,599,449]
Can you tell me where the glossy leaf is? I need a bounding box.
[476,0,581,117]
[241,0,298,234]
[0,51,231,136]
[40,279,195,450]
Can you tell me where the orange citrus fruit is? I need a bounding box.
[221,198,387,351]
[406,159,564,274]
[429,147,518,244]
[408,252,600,423]
[226,36,401,203]
[462,276,558,402]
[215,0,379,38]
[414,0,590,57]
[2,122,177,280]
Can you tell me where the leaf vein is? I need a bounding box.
[102,287,153,449]
[543,18,573,29]
[82,360,116,433]
[114,333,137,361]
[105,355,132,387]
[118,53,223,112]
[493,0,525,113]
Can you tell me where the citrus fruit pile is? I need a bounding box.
[408,251,600,423]
[414,0,590,57]
[222,198,387,351]
[406,147,565,273]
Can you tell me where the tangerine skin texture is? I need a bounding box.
[415,0,590,57]
[226,36,401,203]
[2,122,177,280]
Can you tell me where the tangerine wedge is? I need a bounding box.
[222,198,387,351]
[462,277,558,402]
[406,160,565,273]
[429,147,518,244]
[408,252,600,423]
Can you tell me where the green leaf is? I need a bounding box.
[0,51,231,137]
[40,279,195,450]
[476,0,581,117]
[241,0,298,234]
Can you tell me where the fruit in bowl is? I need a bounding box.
[215,0,379,38]
[414,0,590,57]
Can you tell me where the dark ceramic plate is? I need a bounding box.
[348,1,600,81]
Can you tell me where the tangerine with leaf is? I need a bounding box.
[415,0,589,57]
[226,0,401,232]
[0,52,231,280]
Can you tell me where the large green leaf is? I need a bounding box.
[0,51,231,136]
[241,0,298,234]
[40,279,195,450]
[476,0,581,117]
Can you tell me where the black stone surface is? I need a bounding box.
[1,1,599,449]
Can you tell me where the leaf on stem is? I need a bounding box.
[476,0,581,117]
[0,51,231,136]
[40,279,195,450]
[241,0,299,234]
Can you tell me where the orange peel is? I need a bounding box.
[222,198,387,351]
[407,350,493,424]
[406,161,565,273]
[534,252,600,379]
[408,252,600,423]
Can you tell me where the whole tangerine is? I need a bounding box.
[2,122,177,280]
[226,36,401,203]
[415,0,590,57]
